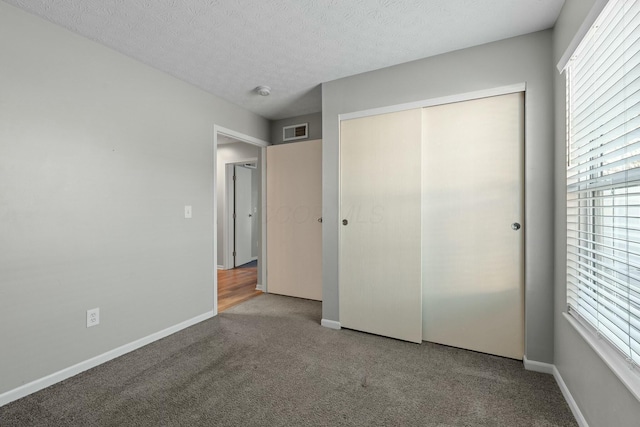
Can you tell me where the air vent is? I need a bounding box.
[282,123,308,141]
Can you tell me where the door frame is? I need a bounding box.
[213,125,268,316]
[225,159,258,269]
[336,82,526,344]
[339,83,526,121]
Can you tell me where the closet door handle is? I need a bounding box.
[342,219,348,226]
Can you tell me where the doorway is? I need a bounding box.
[227,162,258,268]
[214,126,268,314]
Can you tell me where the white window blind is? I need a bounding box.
[566,0,640,366]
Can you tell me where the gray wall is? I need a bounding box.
[270,112,322,145]
[0,2,269,396]
[553,1,640,425]
[322,30,556,363]
[216,142,261,266]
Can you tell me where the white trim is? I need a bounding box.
[523,356,588,426]
[215,125,268,148]
[260,147,267,293]
[339,83,526,121]
[217,265,225,270]
[556,0,609,72]
[563,312,640,401]
[255,283,264,291]
[321,319,341,330]
[523,356,555,375]
[0,311,214,408]
[553,365,589,427]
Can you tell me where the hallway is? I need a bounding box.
[217,261,261,312]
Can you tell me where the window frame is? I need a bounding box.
[563,0,640,400]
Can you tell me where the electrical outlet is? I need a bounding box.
[185,205,192,218]
[87,308,100,328]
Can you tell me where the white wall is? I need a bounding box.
[215,142,261,267]
[322,30,555,363]
[553,1,640,425]
[0,2,269,397]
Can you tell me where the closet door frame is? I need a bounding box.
[337,82,526,344]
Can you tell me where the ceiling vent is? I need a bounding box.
[282,123,308,142]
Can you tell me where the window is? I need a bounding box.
[566,0,640,366]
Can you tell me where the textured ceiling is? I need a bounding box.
[4,0,565,120]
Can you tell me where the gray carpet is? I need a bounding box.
[0,294,576,426]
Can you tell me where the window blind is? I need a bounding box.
[566,0,640,365]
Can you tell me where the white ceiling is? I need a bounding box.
[4,0,565,120]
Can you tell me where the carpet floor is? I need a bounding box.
[0,294,576,426]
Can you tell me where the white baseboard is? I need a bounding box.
[255,283,264,291]
[523,355,555,375]
[553,366,589,427]
[321,319,341,330]
[0,310,214,408]
[523,357,587,426]
[217,265,224,270]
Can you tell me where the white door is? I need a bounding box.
[422,93,524,359]
[340,109,423,343]
[234,165,253,267]
[266,140,322,300]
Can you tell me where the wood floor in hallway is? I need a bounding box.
[217,263,261,312]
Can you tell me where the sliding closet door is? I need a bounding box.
[266,139,322,301]
[340,109,422,343]
[422,93,524,359]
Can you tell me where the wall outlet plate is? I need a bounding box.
[87,308,100,328]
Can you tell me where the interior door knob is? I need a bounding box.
[343,219,348,226]
[318,217,323,223]
[511,222,521,231]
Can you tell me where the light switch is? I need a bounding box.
[185,205,192,218]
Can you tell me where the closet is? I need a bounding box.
[339,92,524,359]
